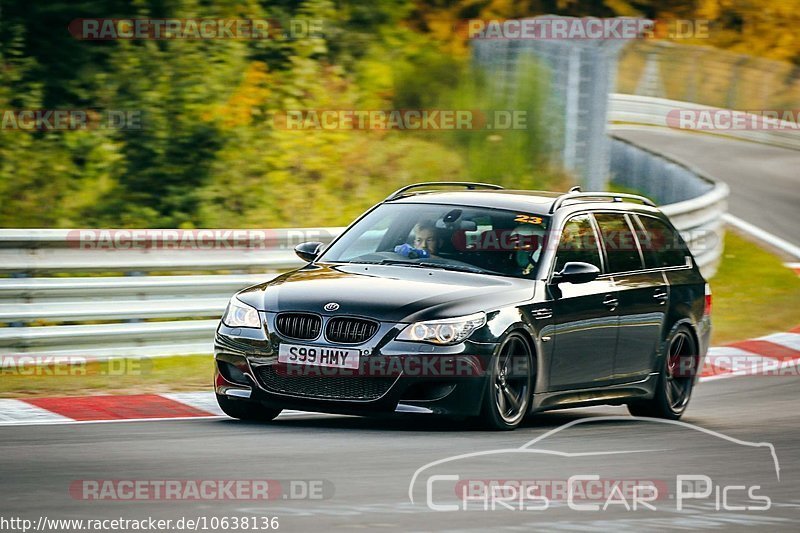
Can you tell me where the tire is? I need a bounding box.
[628,325,697,419]
[216,394,282,422]
[478,332,534,430]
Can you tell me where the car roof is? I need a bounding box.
[387,189,663,218]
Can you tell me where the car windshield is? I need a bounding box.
[318,203,551,279]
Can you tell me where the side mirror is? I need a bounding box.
[294,241,323,262]
[552,261,600,284]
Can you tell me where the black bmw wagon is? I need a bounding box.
[214,182,711,430]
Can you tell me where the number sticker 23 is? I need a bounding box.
[514,214,543,225]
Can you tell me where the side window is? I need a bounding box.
[554,214,603,273]
[636,215,689,268]
[594,213,644,273]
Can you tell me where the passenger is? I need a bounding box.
[508,224,545,276]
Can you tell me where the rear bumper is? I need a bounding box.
[696,314,712,379]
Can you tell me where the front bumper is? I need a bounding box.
[213,320,498,418]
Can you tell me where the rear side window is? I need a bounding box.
[594,213,644,273]
[635,215,690,268]
[554,214,603,273]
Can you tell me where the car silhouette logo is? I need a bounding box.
[323,302,340,312]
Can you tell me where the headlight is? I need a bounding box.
[397,312,486,345]
[222,297,261,328]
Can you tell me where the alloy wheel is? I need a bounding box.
[493,336,532,425]
[664,331,695,411]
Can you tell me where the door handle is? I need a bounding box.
[602,295,619,311]
[653,290,668,305]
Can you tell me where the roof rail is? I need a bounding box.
[549,191,656,214]
[385,182,503,201]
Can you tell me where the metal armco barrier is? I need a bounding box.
[609,93,800,151]
[0,228,344,360]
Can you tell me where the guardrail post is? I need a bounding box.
[8,272,28,328]
[126,270,145,323]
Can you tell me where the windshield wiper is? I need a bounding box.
[377,259,488,274]
[416,261,489,274]
[378,259,425,267]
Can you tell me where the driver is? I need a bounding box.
[412,220,442,257]
[394,220,442,259]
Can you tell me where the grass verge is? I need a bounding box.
[710,230,800,344]
[0,355,213,399]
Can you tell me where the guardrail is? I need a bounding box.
[609,93,800,151]
[0,228,344,274]
[0,229,344,360]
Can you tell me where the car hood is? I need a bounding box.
[236,263,536,323]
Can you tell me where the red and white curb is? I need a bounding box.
[703,326,800,381]
[1,328,798,426]
[0,393,324,426]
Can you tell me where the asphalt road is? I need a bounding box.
[613,127,800,247]
[2,129,798,533]
[1,374,798,532]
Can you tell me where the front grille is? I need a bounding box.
[255,366,396,401]
[275,313,321,340]
[325,317,379,344]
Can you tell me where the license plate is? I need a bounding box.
[278,344,361,370]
